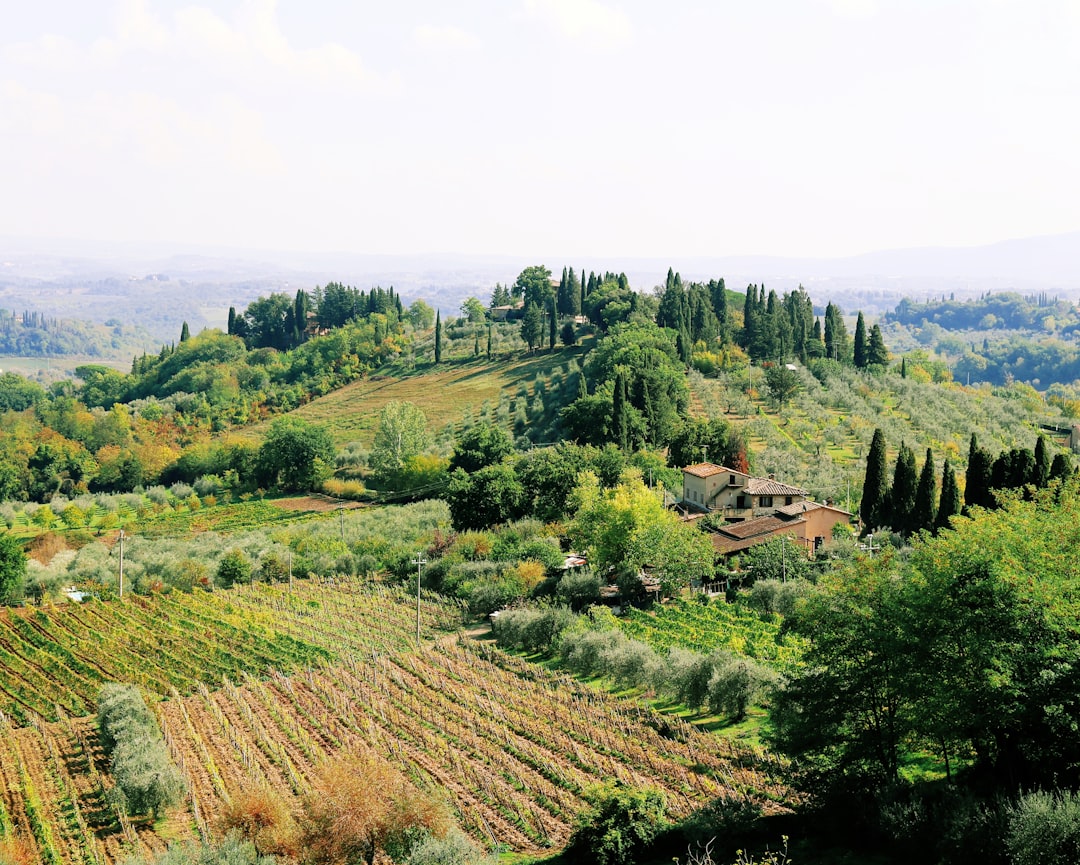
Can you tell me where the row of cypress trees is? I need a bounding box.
[862,429,1073,536]
[860,429,960,536]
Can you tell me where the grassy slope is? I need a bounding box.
[241,346,589,447]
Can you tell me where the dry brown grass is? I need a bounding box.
[26,531,71,565]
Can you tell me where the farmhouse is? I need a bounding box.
[680,462,808,521]
[706,500,854,557]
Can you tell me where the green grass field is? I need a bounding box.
[242,346,590,446]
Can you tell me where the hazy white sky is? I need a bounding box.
[2,0,1078,259]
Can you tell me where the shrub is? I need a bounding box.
[405,829,492,865]
[566,781,667,865]
[216,549,252,588]
[706,655,777,721]
[557,569,602,610]
[1005,790,1080,865]
[97,684,184,817]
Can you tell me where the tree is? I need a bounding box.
[444,464,525,531]
[449,422,513,473]
[561,321,577,346]
[934,458,960,533]
[764,363,800,411]
[180,321,191,343]
[860,429,889,531]
[434,310,442,363]
[216,549,252,588]
[257,417,335,492]
[407,299,435,330]
[370,401,431,483]
[667,417,748,472]
[0,534,27,604]
[460,297,486,324]
[912,447,937,535]
[965,433,996,511]
[520,302,543,351]
[1034,434,1052,488]
[867,324,889,366]
[548,297,557,349]
[853,312,868,368]
[890,441,918,535]
[612,370,630,451]
[486,323,493,359]
[514,265,554,310]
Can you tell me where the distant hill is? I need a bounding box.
[2,232,1078,340]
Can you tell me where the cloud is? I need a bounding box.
[413,24,480,52]
[526,0,632,48]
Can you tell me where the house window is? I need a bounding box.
[785,496,793,505]
[730,475,736,485]
[759,496,773,508]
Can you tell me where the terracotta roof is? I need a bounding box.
[775,500,853,518]
[682,463,732,478]
[708,516,807,554]
[744,477,809,496]
[716,515,801,540]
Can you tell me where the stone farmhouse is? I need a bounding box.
[679,462,853,557]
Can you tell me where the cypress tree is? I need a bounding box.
[935,458,960,533]
[575,369,588,400]
[548,298,557,349]
[612,370,629,451]
[867,324,889,366]
[890,442,918,535]
[901,357,907,378]
[853,312,868,368]
[180,321,190,342]
[1034,435,1051,488]
[964,433,995,511]
[913,448,937,535]
[434,310,442,363]
[861,428,889,531]
[227,307,236,336]
[474,331,480,356]
[486,323,492,360]
[1050,453,1074,482]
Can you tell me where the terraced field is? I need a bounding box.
[0,583,796,863]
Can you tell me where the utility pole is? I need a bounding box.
[412,553,427,647]
[339,506,345,544]
[117,530,125,599]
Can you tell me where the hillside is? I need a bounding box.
[239,346,589,448]
[0,581,794,863]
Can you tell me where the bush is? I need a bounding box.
[97,684,184,817]
[405,829,493,865]
[566,781,668,865]
[216,549,252,588]
[706,655,777,721]
[556,569,602,610]
[1006,790,1080,865]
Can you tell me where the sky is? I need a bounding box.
[1,0,1078,260]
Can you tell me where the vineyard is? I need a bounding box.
[0,583,796,863]
[616,597,807,670]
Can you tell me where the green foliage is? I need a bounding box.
[0,533,27,604]
[667,417,748,473]
[1005,790,1080,865]
[861,428,889,531]
[117,831,278,865]
[97,683,185,816]
[369,401,432,483]
[257,416,335,492]
[444,464,525,531]
[740,538,812,587]
[567,781,667,865]
[449,422,513,474]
